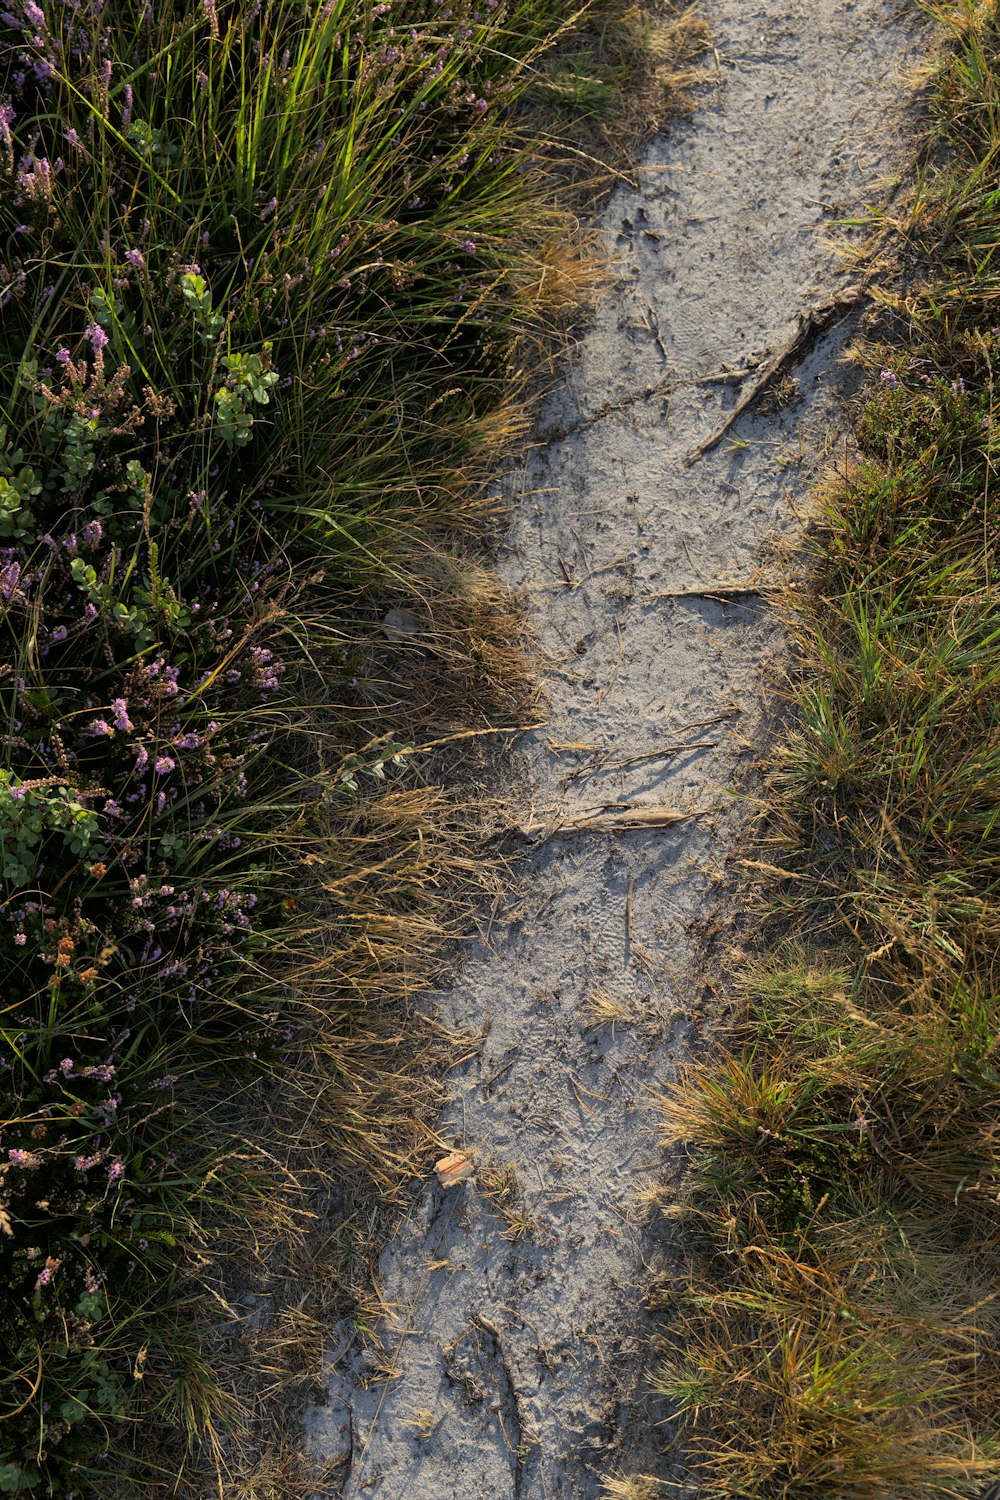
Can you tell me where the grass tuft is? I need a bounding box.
[0,0,709,1489]
[654,4,1000,1496]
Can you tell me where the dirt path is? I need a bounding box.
[309,3,923,1495]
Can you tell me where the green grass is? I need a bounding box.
[0,0,709,1490]
[0,0,674,1491]
[654,3,1000,1496]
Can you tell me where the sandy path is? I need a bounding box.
[309,3,922,1495]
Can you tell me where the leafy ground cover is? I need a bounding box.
[655,3,1000,1496]
[0,0,710,1491]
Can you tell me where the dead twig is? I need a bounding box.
[644,583,767,602]
[685,285,863,466]
[535,557,628,593]
[533,360,766,443]
[562,738,718,787]
[517,802,707,841]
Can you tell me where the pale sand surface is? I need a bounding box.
[308,4,925,1494]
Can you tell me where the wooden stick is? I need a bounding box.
[562,739,718,788]
[517,803,707,841]
[685,286,863,467]
[645,583,766,601]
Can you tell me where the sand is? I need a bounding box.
[308,2,925,1494]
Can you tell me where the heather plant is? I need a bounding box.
[0,0,627,1489]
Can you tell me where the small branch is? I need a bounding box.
[685,285,863,466]
[517,802,707,841]
[645,583,767,601]
[562,739,718,788]
[533,359,766,444]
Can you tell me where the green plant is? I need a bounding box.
[0,0,665,1488]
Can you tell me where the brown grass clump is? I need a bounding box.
[525,1,711,195]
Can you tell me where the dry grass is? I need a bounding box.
[599,1475,664,1500]
[525,1,711,196]
[139,6,711,1490]
[653,3,1000,1496]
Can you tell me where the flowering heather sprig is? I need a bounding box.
[97,56,112,113]
[0,561,22,599]
[8,1147,42,1167]
[17,154,52,202]
[35,1256,60,1291]
[0,102,14,172]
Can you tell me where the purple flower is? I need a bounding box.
[16,156,51,201]
[458,239,476,254]
[85,323,109,353]
[112,697,132,731]
[880,369,897,388]
[89,718,114,737]
[81,519,102,548]
[124,246,144,270]
[49,625,68,642]
[154,755,175,775]
[121,82,133,130]
[55,346,71,363]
